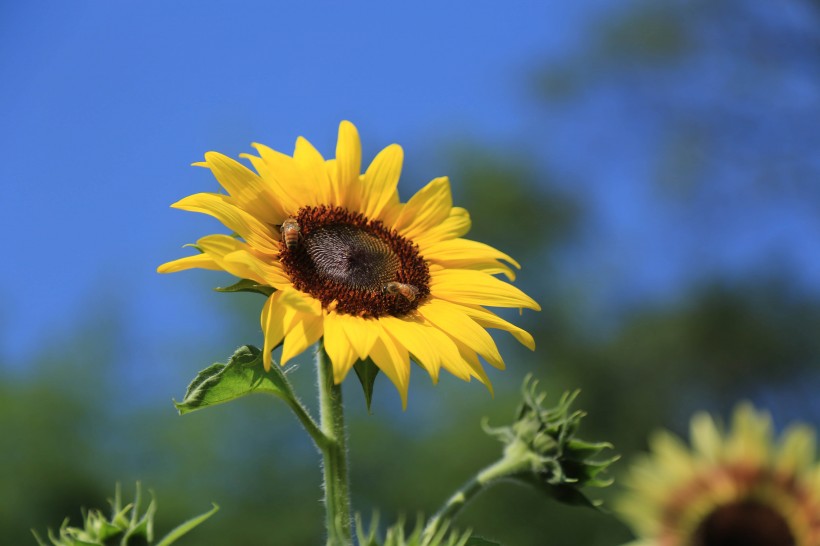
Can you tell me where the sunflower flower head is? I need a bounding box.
[159,121,540,406]
[616,403,820,546]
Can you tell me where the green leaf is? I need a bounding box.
[353,358,379,412]
[155,503,219,546]
[214,278,274,297]
[174,346,295,415]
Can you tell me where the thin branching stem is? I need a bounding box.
[422,455,527,542]
[283,395,329,452]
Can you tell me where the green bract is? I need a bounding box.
[356,514,499,546]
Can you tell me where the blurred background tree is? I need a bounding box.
[3,1,820,545]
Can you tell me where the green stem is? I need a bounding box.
[422,455,527,541]
[317,340,353,546]
[283,396,328,452]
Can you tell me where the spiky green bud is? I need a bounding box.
[482,376,618,508]
[32,483,217,546]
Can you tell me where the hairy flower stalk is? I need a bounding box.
[317,341,354,546]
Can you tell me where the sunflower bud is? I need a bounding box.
[33,483,217,546]
[482,376,618,508]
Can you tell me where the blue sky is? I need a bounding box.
[0,2,594,367]
[2,0,818,385]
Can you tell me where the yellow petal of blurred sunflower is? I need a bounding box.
[159,121,540,406]
[616,403,820,546]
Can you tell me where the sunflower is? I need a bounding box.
[616,403,820,546]
[158,121,539,405]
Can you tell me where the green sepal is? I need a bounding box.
[174,345,295,415]
[155,503,219,546]
[354,358,380,412]
[514,476,603,510]
[214,278,275,297]
[564,438,613,459]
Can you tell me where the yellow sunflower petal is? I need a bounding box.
[430,269,541,310]
[261,292,288,371]
[335,315,380,362]
[392,176,452,240]
[243,144,305,214]
[294,136,332,206]
[278,287,323,315]
[429,262,517,282]
[263,288,323,370]
[424,238,520,280]
[648,430,698,479]
[323,313,360,383]
[223,251,291,288]
[419,299,505,370]
[157,252,221,273]
[281,313,324,366]
[452,303,535,350]
[690,411,723,462]
[424,238,520,268]
[198,151,284,224]
[726,403,772,465]
[414,207,471,249]
[190,234,287,288]
[172,193,279,255]
[776,424,816,475]
[208,251,266,285]
[363,144,403,220]
[379,315,443,383]
[325,158,341,207]
[425,326,476,382]
[193,233,245,255]
[335,121,362,210]
[450,337,494,395]
[368,331,410,408]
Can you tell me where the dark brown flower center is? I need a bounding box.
[279,205,429,318]
[692,500,795,546]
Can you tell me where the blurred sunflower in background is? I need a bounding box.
[617,403,820,546]
[159,121,539,405]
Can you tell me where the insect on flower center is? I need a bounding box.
[279,205,429,318]
[692,500,795,546]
